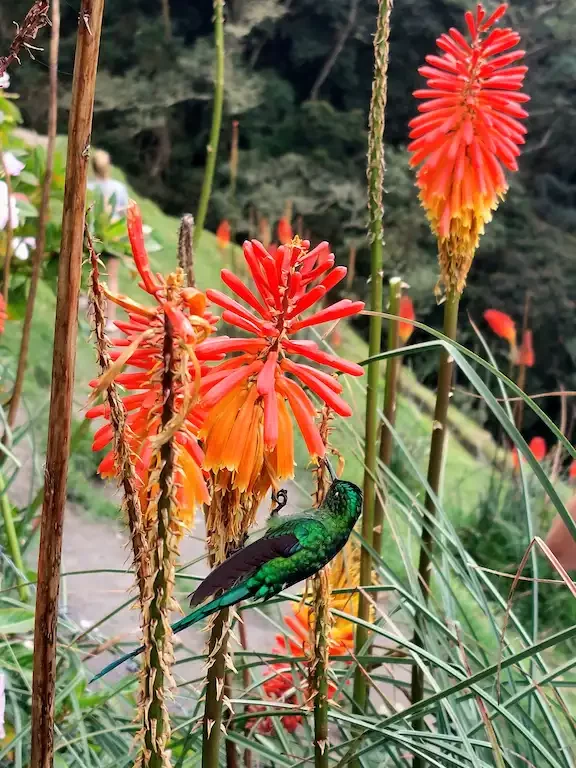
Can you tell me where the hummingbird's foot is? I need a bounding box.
[270,488,288,517]
[226,531,249,558]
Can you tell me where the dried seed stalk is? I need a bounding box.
[0,0,50,77]
[137,310,180,768]
[86,229,150,603]
[177,215,195,288]
[309,407,334,767]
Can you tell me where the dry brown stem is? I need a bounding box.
[7,0,60,429]
[30,2,105,766]
[0,0,50,77]
[86,228,150,602]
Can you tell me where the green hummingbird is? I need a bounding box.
[91,459,362,682]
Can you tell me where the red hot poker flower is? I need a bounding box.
[398,295,415,344]
[87,201,215,528]
[517,329,535,367]
[216,220,231,251]
[530,436,547,462]
[569,461,576,482]
[409,4,528,294]
[277,217,293,246]
[511,436,547,469]
[484,309,516,346]
[199,237,364,488]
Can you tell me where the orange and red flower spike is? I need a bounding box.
[199,237,364,490]
[409,3,528,295]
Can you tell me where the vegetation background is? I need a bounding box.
[4,0,576,446]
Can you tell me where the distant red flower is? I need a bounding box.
[199,237,364,491]
[517,329,535,367]
[245,665,303,734]
[484,309,516,346]
[0,294,7,334]
[398,295,415,343]
[216,219,231,250]
[511,436,547,469]
[277,217,293,245]
[409,4,528,294]
[569,461,576,482]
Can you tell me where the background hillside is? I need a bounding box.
[3,0,576,448]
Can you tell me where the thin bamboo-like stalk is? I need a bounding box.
[373,276,402,557]
[8,0,60,430]
[30,2,105,766]
[0,472,29,602]
[346,245,357,291]
[194,0,225,250]
[410,287,460,762]
[1,151,14,305]
[352,0,392,719]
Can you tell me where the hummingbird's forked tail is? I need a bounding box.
[90,582,253,683]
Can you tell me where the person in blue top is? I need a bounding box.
[88,150,129,329]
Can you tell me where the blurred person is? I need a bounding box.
[88,150,129,329]
[545,495,576,570]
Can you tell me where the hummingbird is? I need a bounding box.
[91,459,362,682]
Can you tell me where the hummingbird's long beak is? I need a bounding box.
[323,456,337,482]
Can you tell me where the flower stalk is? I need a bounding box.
[310,424,333,768]
[194,0,225,250]
[86,228,150,605]
[373,276,402,557]
[353,0,392,717]
[0,471,29,602]
[139,311,178,768]
[30,1,105,765]
[407,8,528,750]
[7,0,60,430]
[410,288,460,719]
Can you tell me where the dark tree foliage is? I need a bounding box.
[2,0,576,441]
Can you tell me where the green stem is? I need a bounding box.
[202,607,230,768]
[194,0,225,251]
[352,0,392,721]
[0,472,29,602]
[373,276,402,557]
[410,288,460,768]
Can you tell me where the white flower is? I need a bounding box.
[0,73,9,90]
[12,236,36,260]
[0,181,18,230]
[2,151,24,177]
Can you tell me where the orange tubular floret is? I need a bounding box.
[126,200,160,296]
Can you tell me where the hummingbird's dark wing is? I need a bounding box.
[189,531,301,607]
